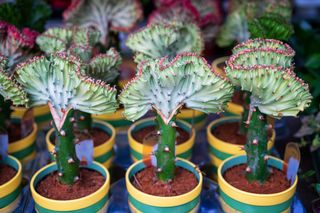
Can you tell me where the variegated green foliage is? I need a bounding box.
[15,53,118,129]
[83,48,121,83]
[126,22,203,64]
[225,39,312,118]
[0,55,28,106]
[120,54,233,124]
[37,27,120,83]
[63,0,142,45]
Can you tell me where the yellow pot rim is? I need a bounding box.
[30,161,110,211]
[217,155,298,206]
[92,108,125,121]
[126,158,202,207]
[226,101,244,115]
[46,120,115,157]
[177,109,204,118]
[8,123,38,153]
[209,153,223,167]
[128,117,195,154]
[211,56,229,77]
[207,116,275,154]
[12,105,49,117]
[0,155,22,198]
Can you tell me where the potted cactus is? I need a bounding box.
[14,53,118,212]
[36,26,120,168]
[63,0,142,47]
[120,53,233,212]
[126,21,207,130]
[0,21,38,163]
[0,55,24,212]
[216,38,312,212]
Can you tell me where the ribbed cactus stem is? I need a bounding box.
[74,110,92,132]
[53,109,80,185]
[155,114,177,182]
[245,104,269,183]
[239,92,250,135]
[0,95,11,130]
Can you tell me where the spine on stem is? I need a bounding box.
[155,115,177,182]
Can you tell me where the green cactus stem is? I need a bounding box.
[63,0,142,46]
[74,110,92,132]
[245,105,269,183]
[120,54,233,182]
[239,92,250,135]
[52,108,80,184]
[226,38,312,183]
[155,115,176,181]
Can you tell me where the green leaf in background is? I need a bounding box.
[0,0,51,32]
[306,54,320,70]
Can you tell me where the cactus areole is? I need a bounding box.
[120,53,233,181]
[15,53,118,184]
[225,39,312,183]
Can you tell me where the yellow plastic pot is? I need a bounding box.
[128,118,195,162]
[12,105,51,130]
[46,120,115,169]
[30,161,110,212]
[92,108,132,133]
[207,116,275,179]
[8,122,37,164]
[218,155,297,213]
[126,158,202,212]
[0,155,22,212]
[177,108,207,130]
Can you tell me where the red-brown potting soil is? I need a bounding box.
[133,126,190,145]
[223,164,290,194]
[133,166,198,196]
[8,123,22,143]
[0,164,16,185]
[212,122,272,145]
[53,128,110,147]
[36,168,105,200]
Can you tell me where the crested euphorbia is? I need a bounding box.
[37,27,121,132]
[63,0,142,46]
[15,53,118,184]
[0,21,38,69]
[126,22,203,64]
[151,0,222,42]
[225,39,312,183]
[120,53,233,181]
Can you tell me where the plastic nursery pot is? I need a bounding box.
[218,155,297,213]
[46,120,115,169]
[126,158,202,212]
[212,56,244,116]
[207,116,275,179]
[12,105,51,130]
[92,108,132,133]
[0,155,22,212]
[8,121,38,164]
[30,161,110,212]
[128,117,196,162]
[177,108,207,130]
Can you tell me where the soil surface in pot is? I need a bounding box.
[133,126,190,145]
[36,168,105,200]
[212,122,272,145]
[132,166,198,196]
[8,123,33,143]
[223,164,290,194]
[0,164,16,185]
[52,127,110,147]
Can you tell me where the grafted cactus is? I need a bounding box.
[151,0,222,42]
[120,53,233,181]
[0,21,38,69]
[63,0,142,46]
[126,22,203,64]
[225,39,312,183]
[217,0,293,47]
[15,53,118,184]
[37,27,121,131]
